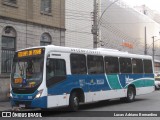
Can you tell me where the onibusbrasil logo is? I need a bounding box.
[1,112,42,118]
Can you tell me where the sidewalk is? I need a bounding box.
[0,101,12,111]
[0,102,41,111]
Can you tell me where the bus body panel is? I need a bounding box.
[10,75,155,108]
[10,90,47,108]
[46,73,154,108]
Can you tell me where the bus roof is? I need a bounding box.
[17,45,153,60]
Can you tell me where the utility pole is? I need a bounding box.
[92,0,119,48]
[152,36,156,62]
[92,0,98,48]
[144,26,147,55]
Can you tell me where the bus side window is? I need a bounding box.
[119,58,132,73]
[132,59,143,73]
[46,58,66,87]
[143,60,153,73]
[70,54,87,74]
[105,56,119,74]
[87,55,104,74]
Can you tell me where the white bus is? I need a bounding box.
[10,45,155,111]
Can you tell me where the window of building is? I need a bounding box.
[7,0,16,4]
[132,59,143,73]
[87,55,104,74]
[105,56,119,74]
[119,58,132,73]
[41,0,51,13]
[143,60,153,73]
[70,54,87,74]
[3,0,16,4]
[3,0,17,7]
[40,33,52,46]
[1,26,16,73]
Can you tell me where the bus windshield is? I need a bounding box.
[11,57,44,89]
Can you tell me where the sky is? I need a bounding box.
[123,0,160,12]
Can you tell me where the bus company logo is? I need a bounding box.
[97,79,104,85]
[90,79,94,84]
[79,79,85,87]
[125,76,134,83]
[2,112,11,117]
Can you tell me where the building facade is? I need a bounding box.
[100,0,160,57]
[134,5,160,26]
[65,0,160,58]
[65,0,94,49]
[0,0,65,101]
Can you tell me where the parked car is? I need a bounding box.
[155,74,160,90]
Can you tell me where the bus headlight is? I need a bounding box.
[35,89,43,99]
[10,93,13,98]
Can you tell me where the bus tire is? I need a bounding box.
[69,92,79,111]
[126,86,135,102]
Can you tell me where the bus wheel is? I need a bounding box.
[69,92,79,111]
[126,86,135,102]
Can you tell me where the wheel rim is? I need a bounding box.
[128,90,134,100]
[73,97,79,108]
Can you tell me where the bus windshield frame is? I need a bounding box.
[11,48,45,94]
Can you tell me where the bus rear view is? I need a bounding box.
[10,48,46,109]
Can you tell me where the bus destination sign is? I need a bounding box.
[18,48,42,58]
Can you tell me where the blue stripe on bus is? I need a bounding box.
[11,90,38,100]
[31,96,47,108]
[48,74,154,95]
[11,73,154,108]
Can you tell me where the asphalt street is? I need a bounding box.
[42,90,160,117]
[1,90,160,120]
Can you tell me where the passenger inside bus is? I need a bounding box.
[46,60,55,80]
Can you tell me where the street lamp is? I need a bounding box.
[92,0,119,48]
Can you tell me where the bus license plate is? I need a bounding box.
[19,104,25,108]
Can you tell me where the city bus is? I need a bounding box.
[10,45,155,111]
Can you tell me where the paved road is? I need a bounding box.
[41,91,160,116]
[3,91,160,120]
[82,90,160,111]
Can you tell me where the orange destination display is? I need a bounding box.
[18,48,42,58]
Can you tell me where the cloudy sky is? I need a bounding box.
[123,0,160,12]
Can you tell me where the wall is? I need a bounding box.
[0,17,65,101]
[65,0,93,49]
[0,76,10,101]
[0,0,65,29]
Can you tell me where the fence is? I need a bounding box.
[1,48,15,73]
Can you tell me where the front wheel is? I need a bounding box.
[69,92,79,111]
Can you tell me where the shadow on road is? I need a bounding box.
[38,98,148,117]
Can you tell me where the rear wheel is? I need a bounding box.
[69,92,79,111]
[126,86,135,102]
[155,85,159,90]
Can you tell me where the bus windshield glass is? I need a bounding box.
[11,57,43,89]
[11,48,45,91]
